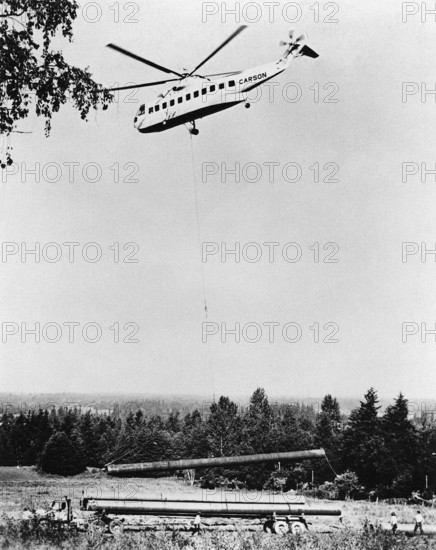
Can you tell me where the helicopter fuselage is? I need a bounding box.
[133,56,290,134]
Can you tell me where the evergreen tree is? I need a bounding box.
[166,411,181,434]
[0,413,16,465]
[206,397,242,457]
[182,410,208,458]
[315,395,342,481]
[276,404,314,452]
[80,411,100,467]
[244,388,273,452]
[380,393,419,495]
[340,388,384,489]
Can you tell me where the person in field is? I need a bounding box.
[390,512,397,534]
[300,512,309,530]
[192,512,201,536]
[414,509,424,535]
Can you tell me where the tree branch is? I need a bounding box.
[0,11,25,17]
[5,16,26,28]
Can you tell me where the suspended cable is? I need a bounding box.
[189,133,208,318]
[324,449,339,477]
[189,133,215,402]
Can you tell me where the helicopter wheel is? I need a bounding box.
[245,103,251,108]
[187,121,199,135]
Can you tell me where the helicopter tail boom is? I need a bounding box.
[299,44,319,59]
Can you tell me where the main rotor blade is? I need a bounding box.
[106,43,183,77]
[203,70,242,77]
[189,25,247,76]
[109,78,181,91]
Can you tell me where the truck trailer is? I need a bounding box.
[82,497,342,534]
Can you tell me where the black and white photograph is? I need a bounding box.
[1,0,436,548]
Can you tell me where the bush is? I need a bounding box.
[262,471,287,493]
[334,471,361,500]
[310,481,338,500]
[39,431,86,476]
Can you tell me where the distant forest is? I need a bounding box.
[1,388,435,499]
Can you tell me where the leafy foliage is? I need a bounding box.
[334,471,361,499]
[39,431,86,475]
[0,0,113,167]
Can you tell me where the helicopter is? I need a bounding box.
[107,26,319,135]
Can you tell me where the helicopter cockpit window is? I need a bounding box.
[219,83,225,90]
[162,102,167,109]
[178,97,183,104]
[194,91,199,98]
[202,88,207,95]
[148,107,153,114]
[210,85,216,93]
[170,99,175,106]
[155,104,160,112]
[228,80,235,87]
[138,104,145,116]
[186,93,191,101]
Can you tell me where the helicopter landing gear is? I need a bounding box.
[187,121,199,135]
[245,102,251,108]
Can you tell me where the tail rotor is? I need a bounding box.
[279,30,319,58]
[279,30,307,49]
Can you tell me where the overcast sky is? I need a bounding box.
[2,0,436,401]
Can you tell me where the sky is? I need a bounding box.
[2,0,436,402]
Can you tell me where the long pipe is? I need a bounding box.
[84,498,341,517]
[107,449,325,475]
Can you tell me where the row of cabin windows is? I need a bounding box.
[145,80,235,115]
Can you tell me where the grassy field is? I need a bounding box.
[1,467,436,548]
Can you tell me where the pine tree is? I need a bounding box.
[80,411,100,467]
[315,395,342,481]
[207,397,242,457]
[182,410,208,458]
[380,393,418,495]
[340,388,384,489]
[244,388,273,453]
